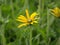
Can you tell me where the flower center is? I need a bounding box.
[28,19,32,23]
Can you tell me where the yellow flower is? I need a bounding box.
[17,9,38,28]
[51,7,60,17]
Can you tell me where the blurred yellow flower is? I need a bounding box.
[17,9,38,28]
[51,7,60,17]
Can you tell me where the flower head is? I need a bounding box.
[17,9,38,28]
[51,7,60,17]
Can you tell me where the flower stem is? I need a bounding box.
[0,24,6,45]
[0,5,6,45]
[10,0,14,19]
[30,26,32,45]
[46,7,50,45]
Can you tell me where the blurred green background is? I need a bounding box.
[0,0,60,45]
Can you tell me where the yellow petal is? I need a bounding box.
[54,7,59,10]
[51,7,60,17]
[17,15,27,22]
[31,22,34,24]
[16,19,27,22]
[54,7,59,13]
[18,15,27,20]
[26,9,29,19]
[30,12,37,20]
[31,21,38,24]
[33,21,38,23]
[18,23,28,28]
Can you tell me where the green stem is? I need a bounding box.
[37,0,41,44]
[38,0,44,44]
[0,25,6,45]
[0,6,2,19]
[10,0,14,19]
[38,0,41,15]
[46,0,52,45]
[24,0,29,9]
[41,0,44,14]
[38,0,44,16]
[0,5,6,45]
[30,26,32,45]
[19,39,21,45]
[37,38,39,45]
[25,38,28,45]
[46,8,50,45]
[5,0,7,5]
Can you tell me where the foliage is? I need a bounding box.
[0,0,60,45]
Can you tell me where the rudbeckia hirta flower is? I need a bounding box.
[17,9,38,28]
[51,7,60,17]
